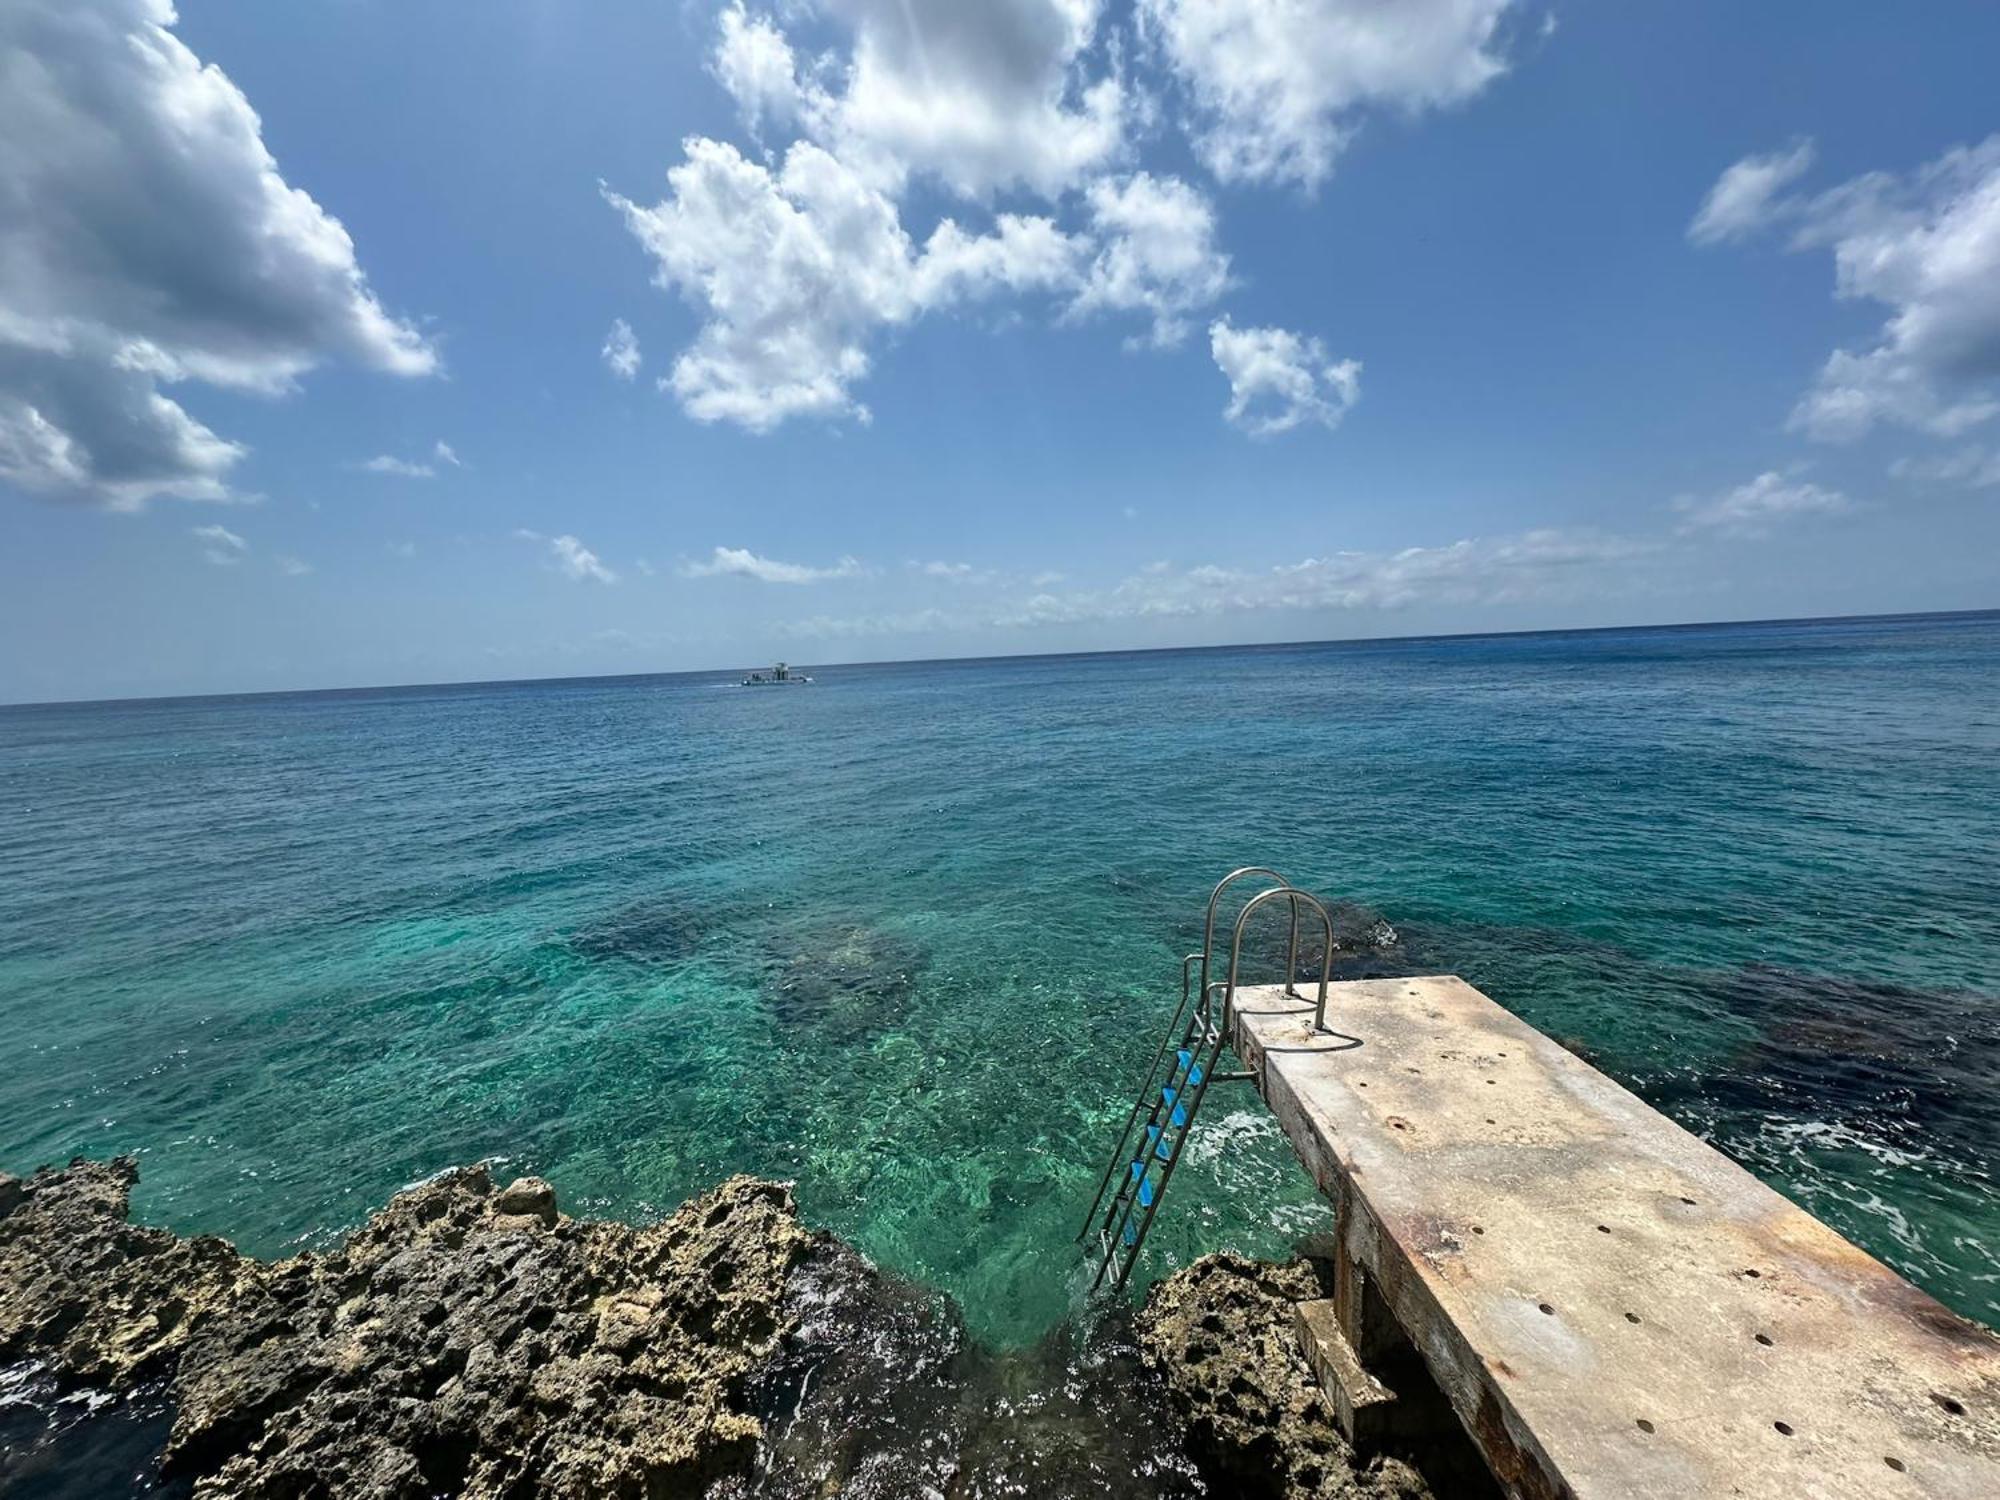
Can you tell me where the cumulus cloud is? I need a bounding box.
[433,440,461,467]
[683,545,867,583]
[1687,139,1815,246]
[608,5,1269,427]
[1696,136,2000,441]
[713,0,1126,200]
[191,523,248,565]
[515,529,617,583]
[605,140,1082,429]
[1671,471,1851,537]
[711,4,815,139]
[1210,318,1361,435]
[1141,0,1521,189]
[0,0,434,508]
[1070,174,1232,348]
[602,319,641,380]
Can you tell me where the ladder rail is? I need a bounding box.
[1081,868,1297,1242]
[1095,992,1230,1292]
[1087,873,1346,1294]
[1075,950,1204,1240]
[1089,978,1223,1264]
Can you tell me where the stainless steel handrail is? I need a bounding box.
[1198,867,1297,1024]
[1222,885,1336,1034]
[1096,876,1344,1296]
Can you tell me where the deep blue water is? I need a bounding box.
[2,612,1996,1344]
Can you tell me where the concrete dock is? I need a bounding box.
[1226,975,2000,1499]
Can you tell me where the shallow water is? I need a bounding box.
[2,613,1997,1345]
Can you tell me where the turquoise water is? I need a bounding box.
[2,613,1997,1344]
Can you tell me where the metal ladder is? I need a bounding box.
[1080,868,1338,1293]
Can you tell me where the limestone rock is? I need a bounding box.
[1136,1252,1438,1500]
[0,1157,814,1498]
[171,1167,812,1497]
[0,1156,256,1389]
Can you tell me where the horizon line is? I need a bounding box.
[5,604,1995,711]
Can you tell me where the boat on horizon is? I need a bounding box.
[742,662,812,686]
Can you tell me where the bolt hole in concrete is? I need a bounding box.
[1624,1312,1641,1324]
[1484,1117,1496,1124]
[1932,1393,1967,1416]
[1774,1422,1795,1437]
[1743,1268,1762,1279]
[1755,1333,1774,1346]
[1471,1225,1485,1235]
[1885,1457,1907,1472]
[1680,1196,1697,1206]
[1636,1419,1655,1434]
[1539,1303,1556,1315]
[1596,1224,1611,1234]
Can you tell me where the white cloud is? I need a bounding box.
[914,559,977,579]
[1688,139,1815,246]
[994,529,1648,625]
[1141,0,1521,189]
[1671,471,1851,537]
[363,441,456,478]
[191,523,248,565]
[1696,136,2000,441]
[605,140,1080,429]
[711,4,816,139]
[1890,445,2000,489]
[1210,317,1361,435]
[515,528,617,583]
[362,454,435,478]
[683,545,866,583]
[602,319,641,381]
[276,554,312,577]
[0,0,434,508]
[715,0,1127,200]
[1070,173,1232,348]
[387,540,417,559]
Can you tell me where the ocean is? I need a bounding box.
[2,611,1996,1348]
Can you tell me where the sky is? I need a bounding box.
[2,0,1998,703]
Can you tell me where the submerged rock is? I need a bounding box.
[761,922,927,1030]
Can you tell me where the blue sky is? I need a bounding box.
[3,0,1998,702]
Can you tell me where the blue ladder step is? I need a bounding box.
[1155,1135,1174,1161]
[1139,1179,1155,1208]
[1171,1103,1188,1127]
[1122,1221,1137,1246]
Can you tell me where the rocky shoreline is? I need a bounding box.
[1,1159,1485,1498]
